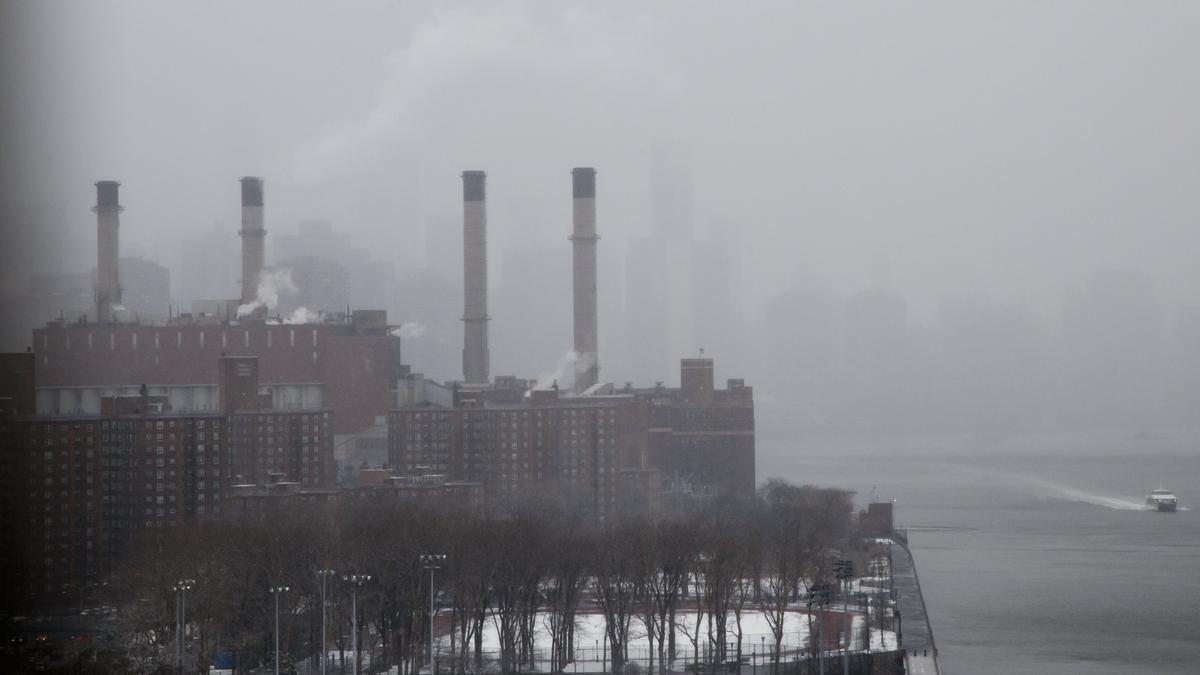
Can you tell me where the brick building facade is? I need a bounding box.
[0,355,334,610]
[389,358,755,519]
[30,311,399,434]
[641,359,756,495]
[389,388,645,521]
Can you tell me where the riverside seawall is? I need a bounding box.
[892,532,940,674]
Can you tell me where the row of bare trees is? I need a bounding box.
[97,480,855,674]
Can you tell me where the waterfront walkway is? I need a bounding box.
[892,539,940,674]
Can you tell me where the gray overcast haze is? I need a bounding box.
[3,0,1199,431]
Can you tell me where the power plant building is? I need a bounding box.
[28,177,400,435]
[3,169,757,609]
[31,315,400,435]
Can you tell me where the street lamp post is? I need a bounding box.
[834,560,856,675]
[317,569,336,675]
[268,585,290,675]
[343,574,372,675]
[173,578,195,674]
[420,554,447,672]
[806,584,831,675]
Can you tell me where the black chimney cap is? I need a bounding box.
[95,181,121,208]
[462,171,486,202]
[239,177,264,207]
[571,168,596,199]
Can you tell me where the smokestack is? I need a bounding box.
[571,168,599,392]
[93,181,123,323]
[462,171,490,384]
[239,177,266,307]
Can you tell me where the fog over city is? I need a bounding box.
[4,0,1200,432]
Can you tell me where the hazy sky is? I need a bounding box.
[4,0,1200,321]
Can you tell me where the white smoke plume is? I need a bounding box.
[398,321,428,339]
[237,268,295,318]
[533,349,595,391]
[284,306,318,324]
[290,4,658,184]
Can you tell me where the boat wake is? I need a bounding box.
[1025,478,1148,510]
[934,463,1185,511]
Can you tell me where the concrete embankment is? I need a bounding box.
[892,537,940,674]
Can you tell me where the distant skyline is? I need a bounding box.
[4,1,1200,320]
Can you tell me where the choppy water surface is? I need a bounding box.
[759,427,1200,675]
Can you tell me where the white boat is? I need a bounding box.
[1145,488,1178,512]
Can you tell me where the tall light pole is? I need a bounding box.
[343,574,372,675]
[173,578,195,673]
[806,584,831,675]
[269,585,290,675]
[317,569,336,675]
[420,554,447,671]
[834,560,856,675]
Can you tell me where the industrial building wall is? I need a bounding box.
[31,323,398,434]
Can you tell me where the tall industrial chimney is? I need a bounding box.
[239,177,266,307]
[462,171,490,384]
[571,168,600,392]
[93,181,123,323]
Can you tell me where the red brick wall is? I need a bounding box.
[33,324,397,434]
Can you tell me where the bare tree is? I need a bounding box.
[755,482,853,670]
[543,524,592,672]
[594,518,644,674]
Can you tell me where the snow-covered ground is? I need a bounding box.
[433,607,896,671]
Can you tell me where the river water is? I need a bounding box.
[758,425,1200,675]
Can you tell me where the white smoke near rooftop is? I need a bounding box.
[236,268,295,318]
[283,306,318,324]
[533,350,595,391]
[398,321,428,339]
